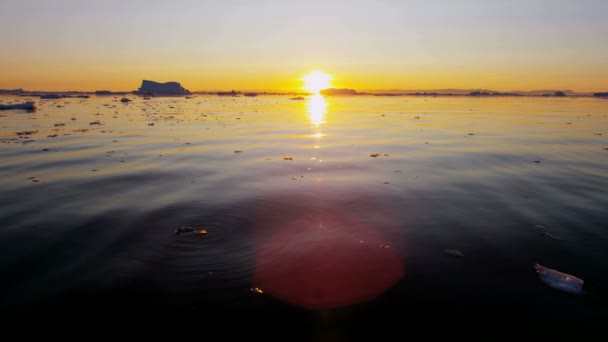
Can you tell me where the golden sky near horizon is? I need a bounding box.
[1,0,607,92]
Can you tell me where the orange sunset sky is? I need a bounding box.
[1,0,607,92]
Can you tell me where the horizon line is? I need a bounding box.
[1,87,606,94]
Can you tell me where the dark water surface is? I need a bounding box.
[1,94,607,334]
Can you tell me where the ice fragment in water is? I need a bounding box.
[535,264,584,294]
[443,249,464,257]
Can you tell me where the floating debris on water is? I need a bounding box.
[16,130,38,136]
[120,98,131,103]
[283,157,294,160]
[370,153,381,157]
[175,226,195,235]
[194,229,208,237]
[89,121,101,125]
[542,231,563,240]
[175,226,207,237]
[534,224,563,240]
[444,249,464,257]
[234,150,243,153]
[250,287,264,294]
[535,264,584,295]
[533,160,541,163]
[290,97,305,100]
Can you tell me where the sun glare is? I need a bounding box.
[302,71,333,94]
[307,94,327,126]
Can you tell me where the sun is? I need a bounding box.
[302,71,333,94]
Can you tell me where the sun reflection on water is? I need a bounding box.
[307,94,327,127]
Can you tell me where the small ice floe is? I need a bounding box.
[194,229,207,237]
[40,94,62,99]
[542,231,563,240]
[0,101,36,110]
[16,130,38,136]
[175,226,207,237]
[534,225,563,240]
[250,287,264,294]
[535,264,584,295]
[443,249,464,257]
[175,226,194,235]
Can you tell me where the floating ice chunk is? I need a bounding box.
[542,231,563,240]
[0,101,35,110]
[444,249,464,257]
[535,264,584,295]
[534,225,563,240]
[175,226,194,235]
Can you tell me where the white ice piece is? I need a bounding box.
[535,264,584,294]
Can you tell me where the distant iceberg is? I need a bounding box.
[136,80,190,96]
[0,88,24,94]
[320,88,359,96]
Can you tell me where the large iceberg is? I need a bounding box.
[136,80,191,95]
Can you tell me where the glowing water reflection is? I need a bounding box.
[307,94,327,127]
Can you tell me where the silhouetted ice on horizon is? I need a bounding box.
[320,88,359,96]
[136,80,191,96]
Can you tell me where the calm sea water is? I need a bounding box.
[1,94,607,333]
